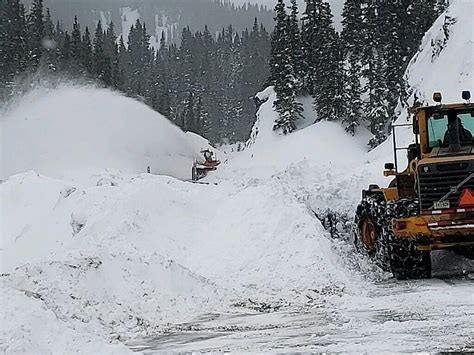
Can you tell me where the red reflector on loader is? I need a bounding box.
[458,188,474,207]
[438,220,451,226]
[393,221,407,230]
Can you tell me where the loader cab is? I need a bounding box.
[384,91,474,177]
[417,91,474,158]
[383,92,474,198]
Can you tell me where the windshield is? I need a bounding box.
[427,109,474,148]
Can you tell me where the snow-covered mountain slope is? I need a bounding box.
[221,0,474,216]
[27,0,274,48]
[370,0,474,168]
[0,85,214,184]
[404,0,473,106]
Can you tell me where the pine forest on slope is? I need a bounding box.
[1,0,448,146]
[21,0,274,44]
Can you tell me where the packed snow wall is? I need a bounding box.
[0,85,213,183]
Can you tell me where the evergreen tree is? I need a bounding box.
[270,0,303,134]
[127,19,153,97]
[40,7,56,71]
[360,0,389,145]
[26,0,44,66]
[70,16,82,64]
[61,31,71,63]
[104,22,120,88]
[154,32,171,117]
[378,0,405,111]
[183,92,196,132]
[435,0,448,14]
[411,0,441,51]
[1,0,28,98]
[311,2,341,121]
[43,8,54,38]
[341,0,363,134]
[239,19,270,139]
[93,20,112,85]
[287,0,302,90]
[300,0,318,95]
[117,35,129,91]
[81,27,93,73]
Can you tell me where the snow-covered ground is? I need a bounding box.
[1,0,473,352]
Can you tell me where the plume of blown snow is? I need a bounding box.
[0,84,214,184]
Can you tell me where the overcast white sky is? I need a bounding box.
[231,0,344,29]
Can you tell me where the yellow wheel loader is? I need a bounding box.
[355,91,474,279]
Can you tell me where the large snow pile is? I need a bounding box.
[0,169,353,352]
[0,85,212,183]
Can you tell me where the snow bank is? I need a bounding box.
[0,287,128,353]
[0,85,213,184]
[1,168,350,351]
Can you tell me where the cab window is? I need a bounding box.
[426,109,474,148]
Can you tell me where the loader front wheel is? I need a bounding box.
[384,199,432,280]
[354,193,390,271]
[360,219,377,252]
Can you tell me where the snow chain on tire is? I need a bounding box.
[355,196,432,279]
[354,194,391,272]
[384,199,432,280]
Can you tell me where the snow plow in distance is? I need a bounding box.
[355,91,474,280]
[192,149,221,181]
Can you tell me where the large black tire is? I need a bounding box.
[387,238,432,280]
[384,199,432,280]
[354,193,390,271]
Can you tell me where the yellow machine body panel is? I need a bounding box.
[391,213,474,250]
[384,100,474,250]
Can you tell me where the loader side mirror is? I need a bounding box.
[385,163,395,170]
[368,184,380,191]
[413,116,419,135]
